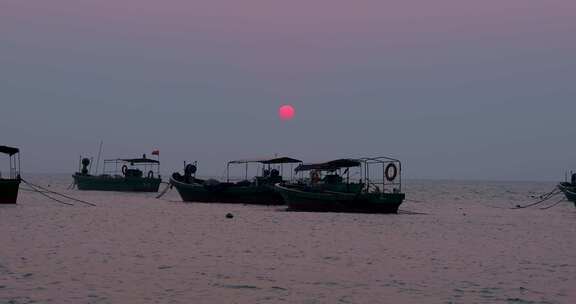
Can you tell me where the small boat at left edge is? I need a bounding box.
[0,145,22,204]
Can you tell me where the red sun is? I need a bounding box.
[279,104,295,121]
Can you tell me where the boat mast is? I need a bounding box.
[95,140,103,175]
[17,151,21,178]
[9,154,13,178]
[226,162,230,182]
[89,157,94,174]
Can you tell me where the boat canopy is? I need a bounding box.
[103,158,159,164]
[0,145,19,156]
[228,156,302,165]
[295,159,361,172]
[119,158,160,164]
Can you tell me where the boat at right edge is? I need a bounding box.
[557,172,576,207]
[275,157,405,213]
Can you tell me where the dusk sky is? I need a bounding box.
[1,0,575,180]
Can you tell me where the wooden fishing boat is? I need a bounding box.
[0,145,21,204]
[170,157,302,205]
[275,157,406,213]
[558,173,576,207]
[73,154,161,192]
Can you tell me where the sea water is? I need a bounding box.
[1,175,574,303]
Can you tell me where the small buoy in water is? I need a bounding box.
[226,213,234,219]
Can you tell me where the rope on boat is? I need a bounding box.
[20,187,53,194]
[539,197,566,210]
[21,178,97,207]
[511,187,562,209]
[155,182,172,199]
[404,198,425,203]
[530,188,561,200]
[21,179,75,206]
[66,180,76,190]
[398,209,428,215]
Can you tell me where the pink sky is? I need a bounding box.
[1,0,575,179]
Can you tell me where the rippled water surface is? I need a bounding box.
[1,175,575,303]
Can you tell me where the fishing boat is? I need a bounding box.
[275,157,406,213]
[558,172,576,207]
[0,146,21,204]
[73,154,161,192]
[170,157,302,205]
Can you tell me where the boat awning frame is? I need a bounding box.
[228,156,302,165]
[104,158,160,164]
[226,156,302,182]
[0,145,19,156]
[121,158,160,164]
[295,159,361,172]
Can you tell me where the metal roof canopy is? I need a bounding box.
[226,156,302,182]
[295,158,361,172]
[119,158,160,164]
[228,156,302,165]
[0,145,19,156]
[103,157,159,164]
[101,156,160,176]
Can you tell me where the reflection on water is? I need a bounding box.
[1,175,574,303]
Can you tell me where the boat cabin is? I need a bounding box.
[294,158,363,192]
[0,145,20,180]
[294,157,402,194]
[226,156,303,185]
[102,155,160,179]
[0,145,21,204]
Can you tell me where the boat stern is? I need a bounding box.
[0,178,21,204]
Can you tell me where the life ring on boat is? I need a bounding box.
[121,165,128,176]
[385,163,397,181]
[147,170,154,179]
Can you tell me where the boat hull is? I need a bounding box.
[170,177,284,205]
[558,182,576,207]
[0,178,20,204]
[275,184,405,214]
[73,174,161,192]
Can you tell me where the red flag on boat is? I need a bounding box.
[151,150,159,156]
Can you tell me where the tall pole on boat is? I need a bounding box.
[95,140,103,175]
[226,163,230,182]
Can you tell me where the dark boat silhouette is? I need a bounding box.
[170,157,302,205]
[73,154,161,192]
[558,172,576,207]
[275,157,405,213]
